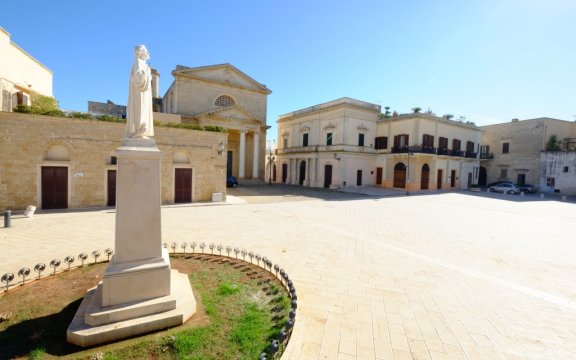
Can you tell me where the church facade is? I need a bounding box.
[162,64,272,181]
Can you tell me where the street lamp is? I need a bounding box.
[406,150,414,196]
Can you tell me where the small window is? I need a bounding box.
[326,132,333,146]
[215,95,235,107]
[547,177,555,187]
[502,142,510,154]
[500,168,507,179]
[358,133,365,147]
[283,138,288,149]
[303,133,309,147]
[422,134,434,148]
[110,156,117,165]
[563,166,569,173]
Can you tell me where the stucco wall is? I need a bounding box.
[0,112,227,210]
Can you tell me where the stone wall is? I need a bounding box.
[0,111,227,210]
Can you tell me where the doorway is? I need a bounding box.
[107,170,116,207]
[41,166,68,209]
[174,168,192,203]
[376,167,383,185]
[299,161,306,185]
[479,167,487,187]
[282,163,288,183]
[226,151,233,177]
[517,173,526,185]
[324,164,332,188]
[393,163,406,188]
[450,170,456,187]
[356,170,363,186]
[421,164,429,190]
[437,169,443,189]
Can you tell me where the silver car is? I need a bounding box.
[488,183,520,194]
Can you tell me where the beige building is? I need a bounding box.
[480,117,576,188]
[0,112,227,211]
[275,98,482,192]
[0,27,53,111]
[162,64,272,181]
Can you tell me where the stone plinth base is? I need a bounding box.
[67,270,196,347]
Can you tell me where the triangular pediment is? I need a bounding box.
[173,64,271,94]
[195,104,260,123]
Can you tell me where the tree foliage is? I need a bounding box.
[546,135,561,151]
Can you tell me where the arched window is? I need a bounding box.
[215,95,235,107]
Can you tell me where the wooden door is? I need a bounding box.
[41,167,68,209]
[107,170,116,207]
[356,170,363,186]
[376,167,383,185]
[175,168,192,203]
[324,164,332,188]
[421,164,429,190]
[393,163,406,188]
[282,163,288,183]
[450,170,456,187]
[273,164,277,182]
[437,169,443,189]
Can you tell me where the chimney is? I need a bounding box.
[151,68,160,99]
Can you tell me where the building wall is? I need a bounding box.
[481,118,574,186]
[541,152,576,194]
[0,28,53,112]
[0,112,227,210]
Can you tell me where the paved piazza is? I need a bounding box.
[1,186,576,359]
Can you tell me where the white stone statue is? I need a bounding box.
[126,45,154,138]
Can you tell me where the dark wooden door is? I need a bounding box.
[479,167,487,186]
[393,163,406,188]
[517,174,526,185]
[226,151,233,177]
[421,164,429,190]
[41,166,68,209]
[324,164,332,188]
[299,161,306,185]
[450,170,456,187]
[356,170,363,186]
[376,167,383,185]
[437,169,443,189]
[107,170,116,207]
[282,164,288,183]
[175,168,192,203]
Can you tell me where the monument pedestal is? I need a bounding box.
[67,140,196,347]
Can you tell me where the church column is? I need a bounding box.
[239,131,246,178]
[252,132,259,179]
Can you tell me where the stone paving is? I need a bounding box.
[1,186,576,359]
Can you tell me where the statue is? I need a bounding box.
[126,45,154,138]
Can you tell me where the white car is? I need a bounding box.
[488,183,520,194]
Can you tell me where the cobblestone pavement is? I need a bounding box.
[1,186,576,359]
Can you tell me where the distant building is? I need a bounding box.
[0,27,53,111]
[541,152,576,194]
[275,98,482,191]
[88,100,126,118]
[480,118,576,190]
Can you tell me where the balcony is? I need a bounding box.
[465,151,478,159]
[276,144,376,155]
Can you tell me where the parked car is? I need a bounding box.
[226,176,238,187]
[488,183,520,194]
[516,184,537,193]
[486,181,514,188]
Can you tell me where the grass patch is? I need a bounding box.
[0,255,290,359]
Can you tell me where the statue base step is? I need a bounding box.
[67,270,196,347]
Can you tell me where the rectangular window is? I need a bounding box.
[452,139,461,151]
[326,132,333,146]
[439,137,448,150]
[394,134,409,150]
[303,133,309,147]
[502,142,510,154]
[500,168,508,179]
[283,138,287,149]
[422,134,434,148]
[466,141,474,153]
[374,136,388,150]
[563,166,569,173]
[358,133,365,147]
[547,177,555,187]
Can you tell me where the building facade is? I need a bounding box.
[0,27,53,112]
[480,118,576,189]
[162,64,271,181]
[0,112,227,211]
[275,98,482,192]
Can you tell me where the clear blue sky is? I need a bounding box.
[2,0,575,142]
